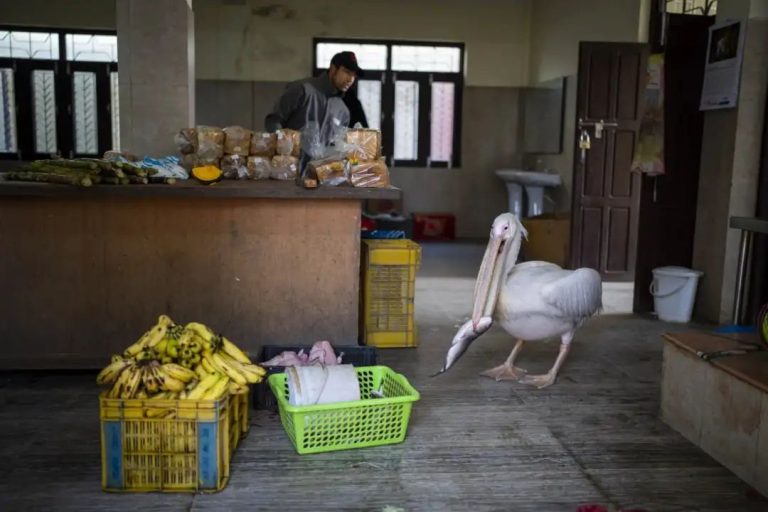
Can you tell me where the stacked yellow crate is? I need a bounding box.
[360,239,421,347]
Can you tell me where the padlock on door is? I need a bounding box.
[579,129,591,164]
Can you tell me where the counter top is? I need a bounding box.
[0,178,401,200]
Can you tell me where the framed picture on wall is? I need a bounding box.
[700,18,746,110]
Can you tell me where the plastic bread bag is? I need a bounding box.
[349,158,390,188]
[250,131,276,157]
[221,154,250,180]
[275,129,294,156]
[247,156,271,180]
[174,128,198,155]
[223,126,252,156]
[307,156,349,187]
[345,128,381,161]
[196,125,225,161]
[283,128,301,157]
[270,155,299,180]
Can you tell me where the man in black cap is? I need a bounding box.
[265,51,364,148]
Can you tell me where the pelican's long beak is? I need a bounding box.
[471,234,505,328]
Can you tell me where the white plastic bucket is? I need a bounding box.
[650,266,704,323]
[286,364,361,406]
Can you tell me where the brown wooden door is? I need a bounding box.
[634,14,713,312]
[570,42,648,281]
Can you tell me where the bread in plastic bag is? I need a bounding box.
[345,128,381,161]
[249,131,276,157]
[276,128,301,157]
[247,156,271,180]
[349,158,390,188]
[270,155,299,180]
[181,153,199,171]
[223,126,252,156]
[175,128,198,155]
[221,154,251,180]
[307,157,349,186]
[196,126,225,161]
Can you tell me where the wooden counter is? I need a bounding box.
[0,180,400,369]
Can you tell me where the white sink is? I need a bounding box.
[495,169,562,218]
[495,169,562,188]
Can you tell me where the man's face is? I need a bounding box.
[329,65,357,92]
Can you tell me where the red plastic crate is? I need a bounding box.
[412,213,455,241]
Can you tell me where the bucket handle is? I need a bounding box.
[649,278,687,298]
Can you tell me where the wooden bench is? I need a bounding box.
[661,332,768,496]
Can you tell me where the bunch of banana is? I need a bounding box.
[122,314,174,359]
[185,372,231,400]
[98,314,262,402]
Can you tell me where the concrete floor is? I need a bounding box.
[0,242,765,511]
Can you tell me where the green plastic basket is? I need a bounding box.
[268,365,420,454]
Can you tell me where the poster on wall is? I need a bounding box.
[700,18,746,110]
[631,54,665,176]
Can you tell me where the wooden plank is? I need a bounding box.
[0,196,361,368]
[0,178,401,200]
[663,332,768,393]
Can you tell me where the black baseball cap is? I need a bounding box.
[331,51,364,77]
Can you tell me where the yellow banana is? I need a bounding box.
[145,407,173,419]
[155,338,169,354]
[150,391,173,400]
[194,364,208,380]
[96,359,130,385]
[157,314,175,327]
[228,381,249,395]
[185,322,214,344]
[203,375,230,400]
[146,323,169,348]
[161,363,197,383]
[219,353,266,383]
[201,357,216,374]
[211,352,248,386]
[186,372,222,400]
[136,389,149,399]
[221,337,251,364]
[154,366,185,392]
[143,365,160,394]
[108,364,134,398]
[121,366,143,399]
[123,330,153,358]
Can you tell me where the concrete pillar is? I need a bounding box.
[692,1,768,323]
[116,0,194,156]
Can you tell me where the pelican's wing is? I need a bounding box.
[540,268,602,318]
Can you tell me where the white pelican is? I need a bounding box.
[434,212,602,388]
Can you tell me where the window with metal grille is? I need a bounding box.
[0,27,118,160]
[314,39,463,168]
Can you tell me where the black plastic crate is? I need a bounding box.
[253,344,377,410]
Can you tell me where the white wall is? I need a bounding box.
[194,0,531,87]
[524,0,648,213]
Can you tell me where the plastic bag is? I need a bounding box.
[275,129,294,156]
[223,126,252,156]
[307,156,349,186]
[247,156,271,180]
[276,128,301,157]
[345,128,381,161]
[250,131,276,157]
[300,121,325,160]
[174,128,198,155]
[140,156,189,179]
[221,154,250,180]
[270,155,299,180]
[349,158,390,188]
[196,126,225,161]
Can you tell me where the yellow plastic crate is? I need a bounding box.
[361,239,421,348]
[100,391,249,493]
